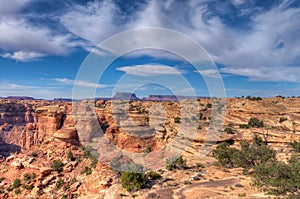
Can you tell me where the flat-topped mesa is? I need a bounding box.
[112,92,140,100]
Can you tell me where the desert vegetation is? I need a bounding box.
[213,135,300,196]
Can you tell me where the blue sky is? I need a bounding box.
[0,0,299,99]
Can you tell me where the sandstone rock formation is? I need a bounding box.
[1,97,300,198]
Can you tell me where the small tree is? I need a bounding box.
[166,156,186,170]
[52,160,64,173]
[81,166,92,176]
[23,173,35,182]
[120,172,146,192]
[213,135,276,170]
[144,146,152,154]
[224,127,235,134]
[147,170,161,180]
[56,179,64,189]
[239,124,249,129]
[279,117,287,123]
[212,142,241,168]
[248,117,264,128]
[289,141,300,152]
[13,178,21,189]
[30,152,38,157]
[253,156,300,195]
[174,117,181,123]
[67,151,75,161]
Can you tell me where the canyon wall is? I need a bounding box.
[1,97,300,157]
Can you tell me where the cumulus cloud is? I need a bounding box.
[116,64,185,76]
[0,51,44,61]
[0,0,31,14]
[0,0,299,83]
[60,0,121,45]
[221,66,300,82]
[0,17,79,61]
[60,0,300,82]
[218,1,300,67]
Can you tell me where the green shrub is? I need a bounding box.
[248,117,264,128]
[52,160,64,173]
[23,172,36,182]
[213,135,276,170]
[82,146,98,168]
[279,117,287,123]
[144,146,152,154]
[196,162,205,168]
[197,113,203,120]
[161,129,167,139]
[81,166,92,176]
[253,156,300,195]
[207,103,212,108]
[174,117,181,123]
[239,124,249,129]
[71,177,77,183]
[14,188,21,194]
[120,171,146,192]
[289,140,300,152]
[212,142,241,168]
[236,137,276,170]
[67,151,75,161]
[30,152,38,157]
[166,156,186,171]
[23,173,31,182]
[246,96,262,101]
[147,170,161,180]
[224,127,235,134]
[12,178,21,189]
[22,184,34,190]
[56,179,64,189]
[90,157,98,169]
[6,186,13,192]
[82,146,92,158]
[213,136,300,196]
[0,177,5,182]
[183,180,192,185]
[63,184,70,191]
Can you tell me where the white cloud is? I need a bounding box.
[0,81,37,90]
[218,1,300,68]
[0,0,299,84]
[60,0,120,45]
[0,0,31,14]
[54,78,108,89]
[0,16,79,61]
[231,0,245,6]
[221,66,300,82]
[0,51,44,61]
[60,0,300,82]
[116,64,185,76]
[195,69,220,78]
